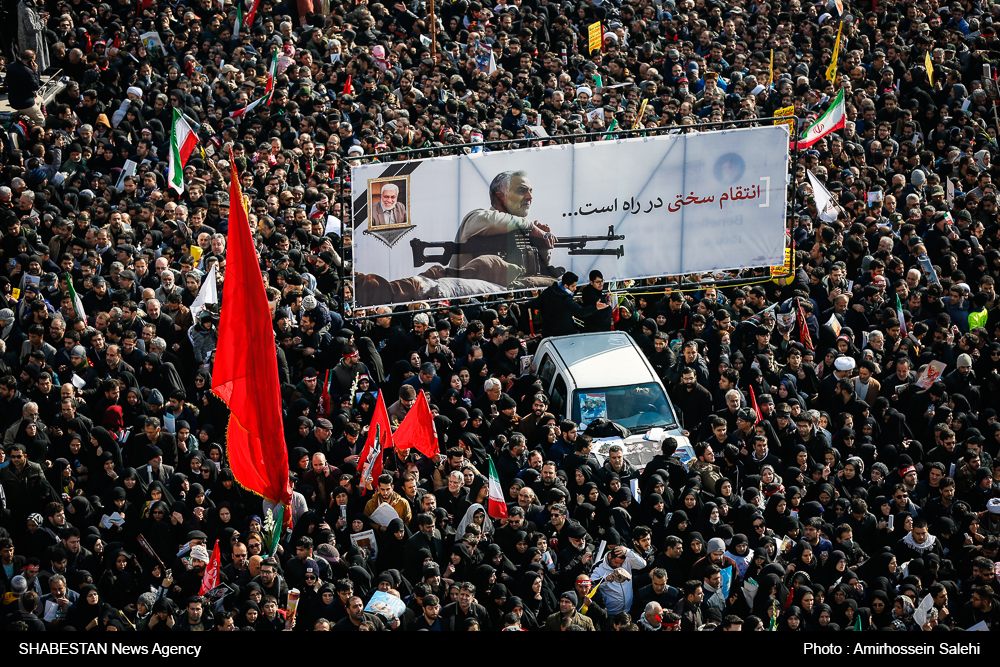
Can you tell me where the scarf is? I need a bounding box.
[638,613,662,631]
[902,531,937,553]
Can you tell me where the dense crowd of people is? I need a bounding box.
[0,0,998,635]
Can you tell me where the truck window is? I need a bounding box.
[538,355,555,385]
[551,375,568,418]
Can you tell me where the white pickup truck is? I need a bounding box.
[531,331,695,470]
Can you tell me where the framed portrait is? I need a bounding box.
[367,175,411,230]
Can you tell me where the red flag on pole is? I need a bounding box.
[343,75,352,96]
[393,390,439,459]
[749,384,763,425]
[212,157,292,510]
[796,298,814,351]
[199,542,221,595]
[317,369,332,418]
[358,392,395,483]
[243,0,261,31]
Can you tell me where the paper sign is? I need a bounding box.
[743,577,759,606]
[774,105,796,133]
[579,393,608,426]
[720,566,732,598]
[519,355,533,375]
[914,360,946,389]
[43,601,60,622]
[163,412,176,434]
[917,254,940,284]
[70,374,86,389]
[771,248,792,277]
[826,313,842,336]
[366,591,407,619]
[140,31,165,59]
[116,159,138,190]
[11,288,19,300]
[99,512,125,529]
[630,478,641,504]
[588,21,602,53]
[350,529,378,557]
[586,107,605,123]
[913,593,934,627]
[368,503,400,527]
[203,583,234,604]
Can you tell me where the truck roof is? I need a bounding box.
[544,332,657,389]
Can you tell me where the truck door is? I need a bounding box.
[551,374,568,420]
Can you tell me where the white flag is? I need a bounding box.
[806,169,840,222]
[190,263,218,316]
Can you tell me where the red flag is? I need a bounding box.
[393,391,439,459]
[358,392,394,483]
[243,0,261,30]
[796,298,814,351]
[343,75,352,96]
[212,158,292,509]
[317,369,332,418]
[749,384,763,425]
[199,542,221,595]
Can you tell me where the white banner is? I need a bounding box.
[351,125,789,308]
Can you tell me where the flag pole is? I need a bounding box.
[430,0,436,57]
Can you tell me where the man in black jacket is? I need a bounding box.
[581,270,613,332]
[6,51,43,125]
[532,272,609,337]
[441,582,492,630]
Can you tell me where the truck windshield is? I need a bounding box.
[572,382,677,432]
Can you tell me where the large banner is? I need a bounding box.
[351,125,789,308]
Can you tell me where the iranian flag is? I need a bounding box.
[265,50,277,100]
[795,88,845,148]
[168,107,197,194]
[229,94,267,120]
[895,293,907,337]
[487,457,508,519]
[233,2,242,37]
[66,273,86,322]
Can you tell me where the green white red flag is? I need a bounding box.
[168,107,197,194]
[487,457,508,519]
[795,88,845,148]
